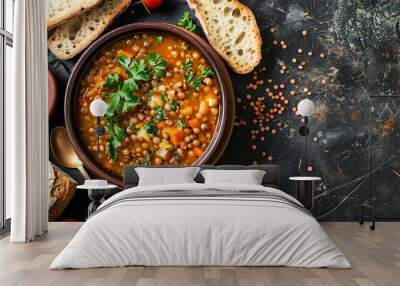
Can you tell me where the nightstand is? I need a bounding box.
[289,176,321,210]
[77,181,118,217]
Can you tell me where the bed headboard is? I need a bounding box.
[123,165,280,189]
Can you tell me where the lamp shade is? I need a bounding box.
[297,99,315,117]
[89,99,108,117]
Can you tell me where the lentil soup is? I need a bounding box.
[77,33,220,176]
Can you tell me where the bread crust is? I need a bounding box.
[48,0,102,30]
[186,0,262,74]
[48,0,132,60]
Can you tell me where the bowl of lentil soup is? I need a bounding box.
[65,23,235,187]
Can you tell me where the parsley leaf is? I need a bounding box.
[141,157,151,165]
[144,121,157,135]
[156,35,163,43]
[106,138,118,161]
[122,95,140,113]
[117,54,131,69]
[191,78,202,90]
[103,73,120,89]
[147,53,167,79]
[106,78,141,114]
[172,148,182,163]
[178,12,197,32]
[161,93,168,103]
[169,99,180,111]
[104,116,125,161]
[184,71,194,84]
[121,78,139,93]
[200,67,215,78]
[183,58,201,90]
[106,92,122,109]
[154,106,167,123]
[103,72,143,160]
[126,59,150,81]
[114,125,126,141]
[176,119,186,128]
[183,59,192,71]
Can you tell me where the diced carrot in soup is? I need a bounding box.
[170,129,185,145]
[188,119,200,128]
[193,147,203,157]
[157,121,166,129]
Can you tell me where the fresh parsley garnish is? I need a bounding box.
[117,54,131,69]
[144,121,157,135]
[176,119,186,128]
[184,71,194,84]
[146,53,167,79]
[161,93,168,103]
[121,77,139,93]
[154,106,167,123]
[103,73,120,89]
[200,67,215,78]
[178,12,197,32]
[105,119,126,161]
[122,95,140,113]
[183,59,201,90]
[183,59,192,71]
[156,35,163,43]
[141,157,151,165]
[172,148,182,163]
[191,78,202,90]
[103,52,158,160]
[169,99,180,111]
[126,59,150,81]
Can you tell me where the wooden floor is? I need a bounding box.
[0,222,399,286]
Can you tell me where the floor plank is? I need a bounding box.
[0,222,399,286]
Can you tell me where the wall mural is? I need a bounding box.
[48,0,400,221]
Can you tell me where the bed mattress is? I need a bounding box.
[50,183,350,269]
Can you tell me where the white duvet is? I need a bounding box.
[50,183,350,269]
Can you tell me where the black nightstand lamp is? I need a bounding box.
[291,99,320,210]
[89,99,108,161]
[297,98,315,172]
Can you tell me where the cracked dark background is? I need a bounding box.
[49,0,400,221]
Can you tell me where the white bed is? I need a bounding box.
[50,182,350,269]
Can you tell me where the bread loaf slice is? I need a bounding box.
[48,0,132,60]
[48,163,77,221]
[186,0,262,74]
[48,0,102,29]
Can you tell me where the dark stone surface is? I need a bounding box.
[49,0,400,221]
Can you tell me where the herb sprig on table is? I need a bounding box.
[178,12,197,32]
[102,52,167,160]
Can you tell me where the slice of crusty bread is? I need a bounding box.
[186,0,262,74]
[48,0,132,60]
[48,0,102,29]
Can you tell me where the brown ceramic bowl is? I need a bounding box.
[48,70,58,118]
[65,23,235,187]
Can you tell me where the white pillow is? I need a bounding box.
[200,169,266,185]
[136,167,201,186]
